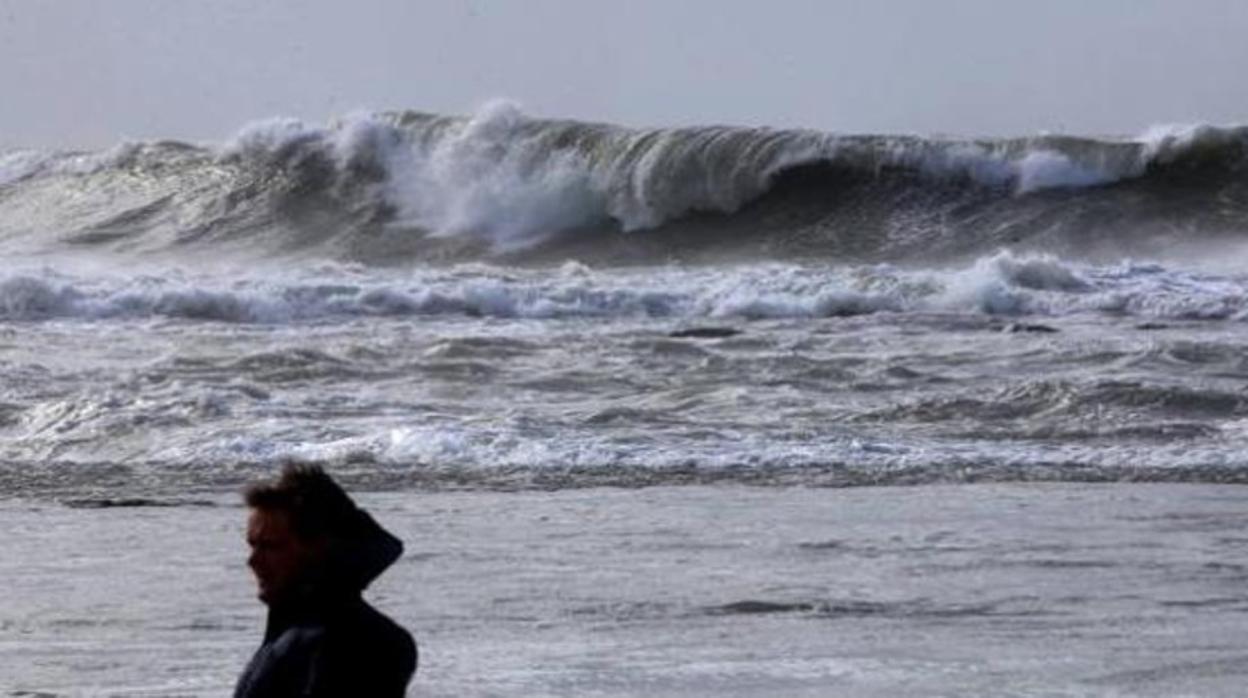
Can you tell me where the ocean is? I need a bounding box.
[4,104,1248,695]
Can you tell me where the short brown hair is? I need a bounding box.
[244,463,359,541]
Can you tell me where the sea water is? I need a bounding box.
[3,105,1248,695]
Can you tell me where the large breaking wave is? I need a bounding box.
[2,102,1246,265]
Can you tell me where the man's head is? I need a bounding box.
[244,464,359,605]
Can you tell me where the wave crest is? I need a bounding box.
[4,106,1247,264]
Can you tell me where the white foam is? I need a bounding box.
[702,286,900,320]
[0,150,50,186]
[242,421,888,474]
[384,101,609,248]
[218,117,323,160]
[933,252,1126,316]
[1137,122,1246,164]
[0,276,78,318]
[876,139,1123,194]
[933,262,1027,315]
[2,252,1244,325]
[1013,150,1113,194]
[0,143,150,187]
[991,252,1092,292]
[914,142,1015,188]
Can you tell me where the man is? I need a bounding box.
[235,464,417,697]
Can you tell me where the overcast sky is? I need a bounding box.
[3,0,1247,149]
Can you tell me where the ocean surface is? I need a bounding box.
[4,104,1248,695]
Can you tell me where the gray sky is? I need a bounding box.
[3,0,1248,149]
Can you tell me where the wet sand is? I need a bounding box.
[5,483,1248,697]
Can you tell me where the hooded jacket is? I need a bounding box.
[234,509,417,697]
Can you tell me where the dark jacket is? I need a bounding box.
[235,510,417,697]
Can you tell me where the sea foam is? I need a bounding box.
[0,253,1243,324]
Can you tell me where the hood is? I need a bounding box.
[262,506,404,638]
[327,507,404,593]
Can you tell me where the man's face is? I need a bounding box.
[246,508,325,605]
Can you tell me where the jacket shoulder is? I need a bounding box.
[351,602,417,671]
[234,626,327,698]
[310,602,416,695]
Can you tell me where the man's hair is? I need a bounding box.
[244,463,360,541]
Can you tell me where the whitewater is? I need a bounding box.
[5,104,1248,696]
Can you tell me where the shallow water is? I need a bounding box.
[5,483,1248,697]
